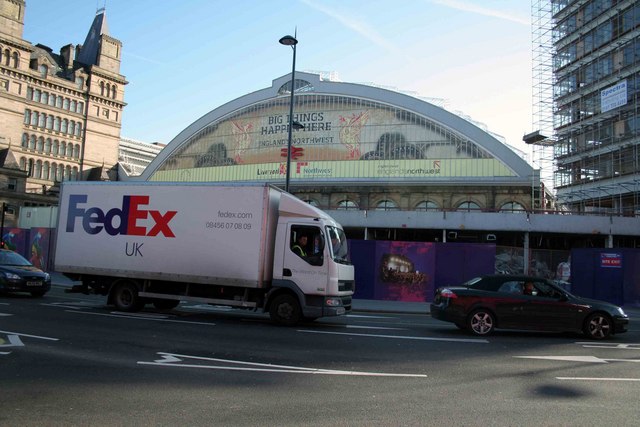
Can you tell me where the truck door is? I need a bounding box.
[284,224,329,294]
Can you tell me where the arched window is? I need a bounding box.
[11,52,18,68]
[111,84,117,99]
[71,167,79,180]
[500,202,526,213]
[44,138,52,154]
[75,122,82,136]
[30,111,38,126]
[57,164,64,181]
[73,144,80,159]
[337,200,358,210]
[64,165,71,180]
[39,64,48,78]
[42,162,50,181]
[28,135,36,150]
[24,109,31,124]
[60,141,66,157]
[100,81,105,96]
[51,162,57,180]
[69,121,75,136]
[36,137,44,152]
[457,201,481,211]
[52,140,59,155]
[415,201,439,211]
[19,157,26,171]
[106,84,111,98]
[27,158,34,176]
[61,119,68,133]
[21,133,28,148]
[38,112,46,127]
[375,200,399,211]
[46,115,53,130]
[54,117,61,132]
[35,160,42,178]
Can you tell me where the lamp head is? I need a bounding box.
[279,35,298,46]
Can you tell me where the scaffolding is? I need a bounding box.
[529,0,556,199]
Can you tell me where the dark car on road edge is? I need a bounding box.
[0,249,51,297]
[430,275,629,339]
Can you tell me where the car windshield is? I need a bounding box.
[326,226,351,265]
[0,251,33,267]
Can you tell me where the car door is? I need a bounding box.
[520,281,580,331]
[494,280,529,328]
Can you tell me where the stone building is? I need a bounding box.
[0,1,126,211]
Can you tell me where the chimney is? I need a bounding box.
[60,44,75,69]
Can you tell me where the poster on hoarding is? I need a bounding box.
[600,253,622,268]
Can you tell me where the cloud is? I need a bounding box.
[299,0,398,53]
[429,0,530,25]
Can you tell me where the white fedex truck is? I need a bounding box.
[54,182,354,325]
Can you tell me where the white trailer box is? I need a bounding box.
[55,182,277,287]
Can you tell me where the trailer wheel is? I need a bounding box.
[269,294,301,326]
[153,299,180,310]
[113,282,143,312]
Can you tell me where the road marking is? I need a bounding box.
[515,355,640,364]
[108,311,169,319]
[557,377,640,382]
[0,313,12,317]
[298,329,489,343]
[0,335,24,348]
[138,352,427,378]
[0,330,58,341]
[68,310,216,326]
[346,314,394,319]
[575,342,640,350]
[319,324,406,331]
[43,301,104,310]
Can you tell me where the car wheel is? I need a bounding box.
[269,294,301,326]
[30,290,47,298]
[467,309,495,336]
[583,312,613,340]
[113,282,143,312]
[153,299,180,310]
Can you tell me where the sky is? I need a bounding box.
[23,0,534,158]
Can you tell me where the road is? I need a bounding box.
[1,286,639,426]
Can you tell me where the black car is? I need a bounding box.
[430,275,629,339]
[0,249,51,297]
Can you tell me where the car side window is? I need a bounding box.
[498,281,522,294]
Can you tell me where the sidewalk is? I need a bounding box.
[50,273,638,316]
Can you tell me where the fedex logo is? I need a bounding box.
[66,194,177,237]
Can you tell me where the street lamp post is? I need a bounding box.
[279,33,300,193]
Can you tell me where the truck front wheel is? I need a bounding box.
[269,294,301,326]
[113,282,143,312]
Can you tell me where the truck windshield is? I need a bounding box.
[326,226,350,265]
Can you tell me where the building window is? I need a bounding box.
[69,121,75,135]
[60,142,66,157]
[24,109,31,124]
[34,89,41,102]
[73,144,80,159]
[75,123,82,136]
[500,202,526,213]
[375,200,399,211]
[77,102,84,114]
[457,201,481,211]
[61,119,68,134]
[337,200,358,210]
[55,97,62,108]
[70,100,77,112]
[30,111,38,126]
[39,64,48,78]
[38,112,45,128]
[41,92,48,104]
[48,94,56,106]
[28,135,36,150]
[52,140,59,155]
[19,157,26,171]
[54,117,60,132]
[11,52,18,68]
[76,76,84,89]
[63,98,70,110]
[44,138,51,154]
[46,115,53,130]
[35,160,42,178]
[111,84,117,99]
[100,81,105,96]
[415,201,439,211]
[42,162,50,181]
[28,158,34,176]
[36,137,44,152]
[71,167,78,180]
[7,178,17,191]
[21,133,28,148]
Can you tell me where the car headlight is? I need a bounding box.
[617,307,626,316]
[4,272,21,280]
[44,273,50,282]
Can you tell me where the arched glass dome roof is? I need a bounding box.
[139,72,534,186]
